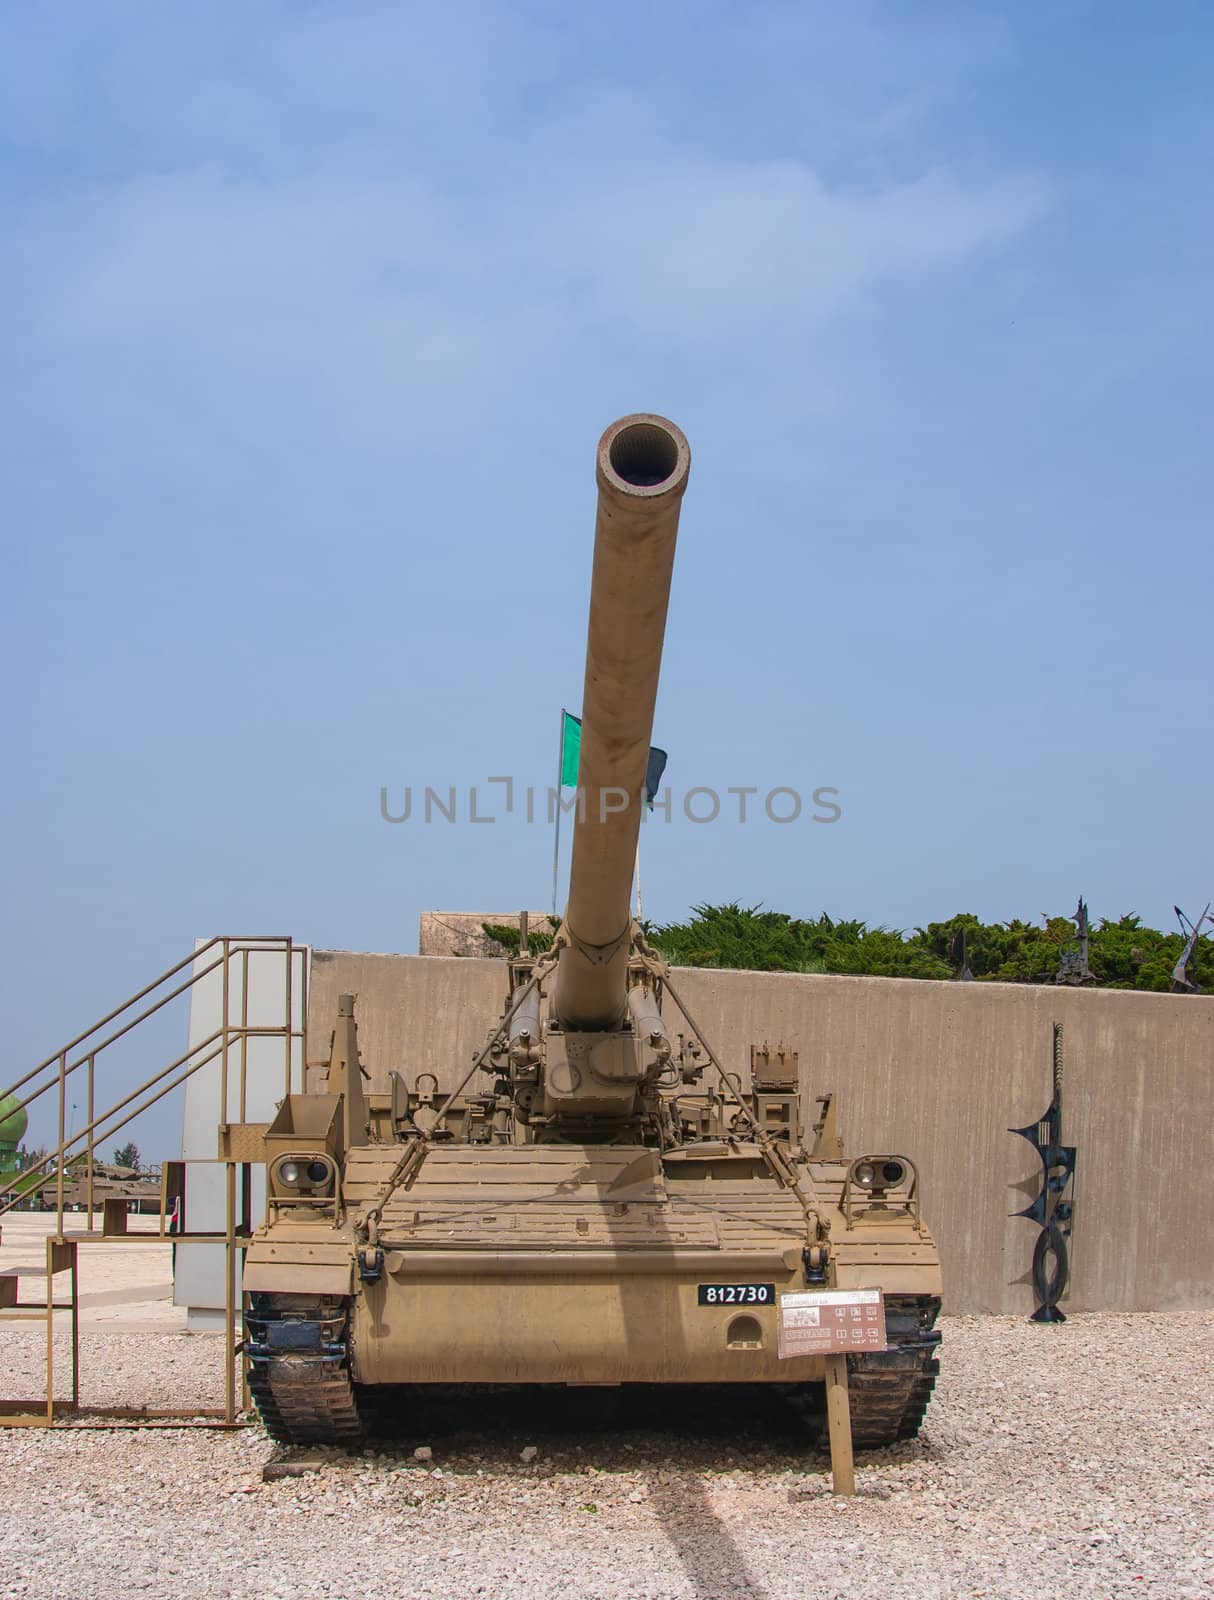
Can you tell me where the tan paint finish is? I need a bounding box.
[243,1261,353,1295]
[308,951,1214,1313]
[248,1121,940,1384]
[352,1270,827,1385]
[555,415,690,1032]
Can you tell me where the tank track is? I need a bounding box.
[244,1294,365,1447]
[792,1293,942,1451]
[241,1291,937,1452]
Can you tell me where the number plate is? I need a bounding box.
[697,1283,775,1307]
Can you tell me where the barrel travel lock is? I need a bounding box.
[803,1244,830,1283]
[358,1246,385,1284]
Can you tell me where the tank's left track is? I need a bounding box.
[244,1294,365,1446]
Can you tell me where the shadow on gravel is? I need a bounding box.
[361,1384,832,1600]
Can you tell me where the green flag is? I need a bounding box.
[560,711,582,787]
[560,712,667,803]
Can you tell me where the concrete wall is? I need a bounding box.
[307,950,1214,1316]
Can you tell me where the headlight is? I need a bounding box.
[272,1155,334,1196]
[850,1155,910,1193]
[843,1154,918,1222]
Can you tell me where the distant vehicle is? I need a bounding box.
[34,1160,162,1214]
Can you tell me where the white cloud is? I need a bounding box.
[0,5,1050,468]
[33,156,1047,362]
[532,160,1049,338]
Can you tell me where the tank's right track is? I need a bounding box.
[244,1294,365,1447]
[792,1293,942,1451]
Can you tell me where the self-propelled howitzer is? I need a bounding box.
[242,414,943,1450]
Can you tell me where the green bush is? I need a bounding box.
[488,901,1211,990]
[481,918,560,956]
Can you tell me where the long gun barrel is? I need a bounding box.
[553,413,690,1032]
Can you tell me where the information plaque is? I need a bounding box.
[777,1289,888,1358]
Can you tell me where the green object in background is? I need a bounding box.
[560,711,582,787]
[554,707,667,917]
[559,712,667,803]
[0,1168,46,1206]
[0,1090,28,1166]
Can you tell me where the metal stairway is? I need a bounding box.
[0,935,307,1426]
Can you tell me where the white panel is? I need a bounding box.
[176,941,308,1317]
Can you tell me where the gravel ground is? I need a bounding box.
[1,1311,1210,1600]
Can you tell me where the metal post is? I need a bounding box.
[224,1158,236,1424]
[552,707,566,918]
[86,1055,95,1230]
[220,938,231,1132]
[69,1244,79,1408]
[824,1352,855,1497]
[283,937,293,1099]
[55,1052,66,1230]
[298,941,309,1093]
[44,1234,55,1424]
[240,945,250,1124]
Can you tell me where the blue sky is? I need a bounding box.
[2,4,1211,1150]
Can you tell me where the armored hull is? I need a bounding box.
[245,1133,941,1446]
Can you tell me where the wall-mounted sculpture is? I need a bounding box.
[1010,1022,1077,1322]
